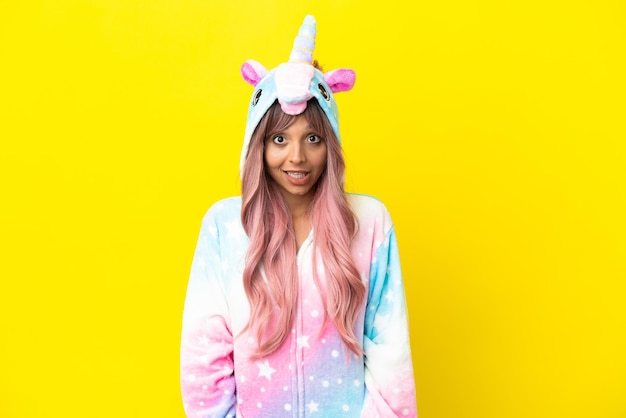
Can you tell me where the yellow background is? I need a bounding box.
[1,0,625,417]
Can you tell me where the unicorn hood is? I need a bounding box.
[239,15,356,175]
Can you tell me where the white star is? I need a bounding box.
[297,335,310,348]
[385,290,395,303]
[223,365,233,375]
[373,313,390,331]
[306,400,319,413]
[224,219,240,239]
[257,360,276,381]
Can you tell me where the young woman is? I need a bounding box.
[181,15,417,418]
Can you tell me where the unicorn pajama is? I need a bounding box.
[180,15,418,418]
[181,195,417,417]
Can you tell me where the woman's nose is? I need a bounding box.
[288,142,305,163]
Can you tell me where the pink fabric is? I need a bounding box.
[181,195,417,417]
[324,69,356,93]
[241,60,268,87]
[275,63,315,110]
[278,100,307,115]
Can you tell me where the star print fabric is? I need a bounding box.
[180,194,417,417]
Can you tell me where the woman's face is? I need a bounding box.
[264,114,328,207]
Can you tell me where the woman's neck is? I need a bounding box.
[282,195,313,251]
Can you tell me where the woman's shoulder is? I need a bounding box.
[347,193,388,213]
[208,196,242,211]
[202,196,242,224]
[347,193,393,227]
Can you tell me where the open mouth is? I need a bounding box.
[284,171,309,179]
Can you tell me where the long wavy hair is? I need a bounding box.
[241,99,366,359]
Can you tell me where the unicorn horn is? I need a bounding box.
[288,15,316,64]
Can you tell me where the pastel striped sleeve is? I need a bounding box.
[180,207,236,418]
[362,226,418,417]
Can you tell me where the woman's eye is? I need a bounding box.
[307,135,321,143]
[272,135,286,144]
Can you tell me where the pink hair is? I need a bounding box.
[241,100,366,358]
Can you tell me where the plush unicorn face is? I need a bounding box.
[239,15,356,175]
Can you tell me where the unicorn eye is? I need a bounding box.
[252,89,263,106]
[272,135,286,144]
[318,83,330,101]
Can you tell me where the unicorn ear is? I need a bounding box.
[324,69,356,93]
[241,60,268,86]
